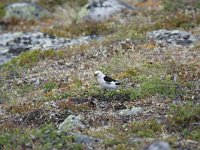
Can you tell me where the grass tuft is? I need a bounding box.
[167,102,200,141]
[129,119,162,137]
[163,0,200,11]
[0,124,83,149]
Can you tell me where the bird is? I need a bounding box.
[94,70,120,89]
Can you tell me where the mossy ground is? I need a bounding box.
[0,124,83,149]
[0,0,200,149]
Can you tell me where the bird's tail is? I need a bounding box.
[116,82,120,85]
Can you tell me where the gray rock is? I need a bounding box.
[144,141,170,150]
[0,106,5,117]
[77,0,135,22]
[66,132,102,145]
[0,47,13,64]
[5,3,49,20]
[147,29,198,46]
[58,115,86,131]
[0,32,97,64]
[119,107,143,115]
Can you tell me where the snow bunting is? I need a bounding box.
[94,70,120,89]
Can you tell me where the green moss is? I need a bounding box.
[114,24,145,40]
[0,2,5,19]
[116,144,127,150]
[3,49,64,71]
[167,102,200,140]
[89,119,162,149]
[152,13,196,29]
[0,124,83,149]
[0,0,20,19]
[129,119,162,137]
[120,75,176,100]
[139,75,176,98]
[104,139,125,148]
[38,0,67,11]
[0,49,65,104]
[0,0,25,19]
[0,82,37,106]
[163,0,186,11]
[187,129,200,142]
[43,81,58,93]
[163,0,200,11]
[17,83,35,95]
[52,92,71,100]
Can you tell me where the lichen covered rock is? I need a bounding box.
[144,141,170,150]
[119,107,143,116]
[58,115,86,131]
[147,29,198,46]
[5,2,49,20]
[0,32,96,64]
[77,0,135,22]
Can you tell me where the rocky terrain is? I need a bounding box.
[0,0,200,150]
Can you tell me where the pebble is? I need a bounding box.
[144,141,170,150]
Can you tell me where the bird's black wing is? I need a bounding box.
[104,76,117,84]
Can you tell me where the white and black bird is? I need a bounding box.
[94,70,120,89]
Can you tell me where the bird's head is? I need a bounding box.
[94,70,104,78]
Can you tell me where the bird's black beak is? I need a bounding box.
[94,74,97,76]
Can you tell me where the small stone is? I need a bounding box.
[30,77,37,83]
[119,107,143,115]
[57,60,65,65]
[17,79,23,85]
[34,78,40,86]
[58,115,85,131]
[144,141,170,150]
[64,132,102,145]
[65,63,73,67]
[0,107,5,116]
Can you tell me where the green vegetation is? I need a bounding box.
[166,102,200,142]
[167,102,200,133]
[0,124,83,149]
[188,129,200,141]
[43,81,58,93]
[42,21,117,38]
[163,0,200,11]
[38,0,87,11]
[151,12,200,30]
[0,49,65,105]
[129,119,162,137]
[89,119,163,149]
[104,139,126,149]
[3,49,64,70]
[136,75,176,99]
[0,0,33,19]
[0,2,5,19]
